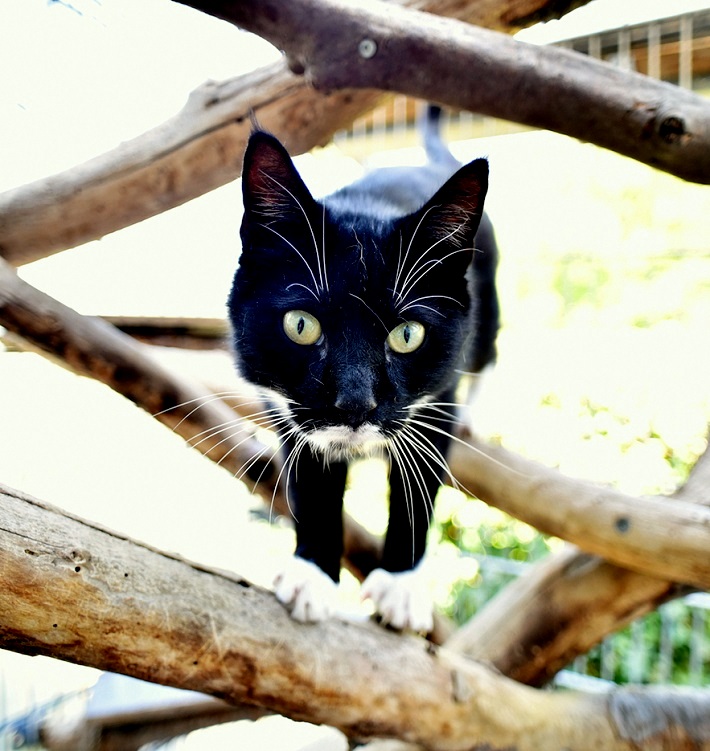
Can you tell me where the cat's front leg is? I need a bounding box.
[361,562,434,633]
[274,555,340,622]
[360,458,436,633]
[362,401,454,632]
[274,442,347,623]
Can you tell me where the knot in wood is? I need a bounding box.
[658,116,686,145]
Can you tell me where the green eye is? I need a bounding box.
[283,310,322,346]
[387,321,425,354]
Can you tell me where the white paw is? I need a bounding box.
[274,556,339,623]
[361,566,434,633]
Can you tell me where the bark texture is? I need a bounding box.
[2,482,710,751]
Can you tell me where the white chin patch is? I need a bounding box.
[307,424,387,459]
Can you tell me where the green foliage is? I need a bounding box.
[578,600,710,685]
[433,492,559,625]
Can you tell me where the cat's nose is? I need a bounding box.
[333,366,377,425]
[334,392,377,427]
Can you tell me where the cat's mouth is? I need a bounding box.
[306,423,388,459]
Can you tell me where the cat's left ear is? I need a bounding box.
[411,157,489,261]
[241,131,317,219]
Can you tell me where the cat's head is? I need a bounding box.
[228,131,488,459]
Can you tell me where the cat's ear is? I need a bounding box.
[241,131,316,219]
[412,157,489,257]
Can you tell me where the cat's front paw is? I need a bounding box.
[274,556,338,623]
[361,567,434,633]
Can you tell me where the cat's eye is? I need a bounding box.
[386,321,425,354]
[283,310,322,346]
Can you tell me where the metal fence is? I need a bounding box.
[466,555,710,691]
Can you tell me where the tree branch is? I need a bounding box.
[447,431,710,590]
[447,440,710,686]
[0,0,588,267]
[446,546,684,686]
[2,482,710,751]
[179,0,710,185]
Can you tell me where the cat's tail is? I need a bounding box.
[421,104,459,170]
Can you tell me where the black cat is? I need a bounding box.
[228,108,499,631]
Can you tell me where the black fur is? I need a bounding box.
[228,114,499,586]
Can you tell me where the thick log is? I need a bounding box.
[0,0,610,267]
[180,0,710,185]
[2,481,710,751]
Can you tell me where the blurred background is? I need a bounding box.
[1,0,709,747]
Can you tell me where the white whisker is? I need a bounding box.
[260,171,325,296]
[350,293,389,334]
[398,245,471,306]
[393,204,440,304]
[260,223,321,299]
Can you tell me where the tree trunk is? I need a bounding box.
[2,482,709,751]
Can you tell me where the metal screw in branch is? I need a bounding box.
[358,38,378,59]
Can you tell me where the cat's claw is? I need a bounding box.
[361,567,434,634]
[274,557,338,623]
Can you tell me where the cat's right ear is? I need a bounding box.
[241,131,316,219]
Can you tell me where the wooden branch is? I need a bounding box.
[101,316,229,350]
[447,441,710,686]
[0,257,264,473]
[447,432,710,590]
[446,546,684,686]
[0,62,382,267]
[0,0,586,267]
[179,0,710,185]
[3,482,710,751]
